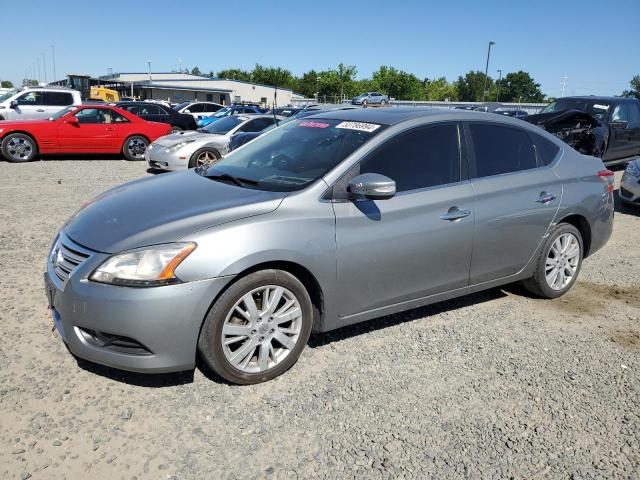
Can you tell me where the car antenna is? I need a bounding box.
[272,84,279,126]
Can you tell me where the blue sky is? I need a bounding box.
[3,0,638,98]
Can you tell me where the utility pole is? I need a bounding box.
[36,57,41,84]
[51,45,56,81]
[481,41,495,103]
[496,69,502,102]
[178,58,182,78]
[560,76,568,97]
[148,59,152,82]
[42,52,47,83]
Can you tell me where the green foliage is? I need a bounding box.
[497,71,544,102]
[456,71,494,101]
[295,70,320,98]
[1,80,13,88]
[622,75,640,99]
[216,68,252,81]
[316,63,358,98]
[22,79,38,87]
[372,66,423,100]
[190,66,202,76]
[424,77,458,101]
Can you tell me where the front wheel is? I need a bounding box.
[198,270,313,384]
[380,99,387,106]
[522,223,583,298]
[169,126,183,134]
[1,133,39,163]
[188,147,220,169]
[362,100,368,108]
[122,135,149,161]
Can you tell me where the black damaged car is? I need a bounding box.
[525,96,640,165]
[115,102,197,133]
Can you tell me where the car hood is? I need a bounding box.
[153,130,225,147]
[64,170,286,253]
[524,109,602,128]
[0,118,51,128]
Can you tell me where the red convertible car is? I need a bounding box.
[0,105,172,162]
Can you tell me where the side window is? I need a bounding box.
[43,92,74,106]
[106,109,129,123]
[629,103,640,122]
[360,124,461,192]
[74,108,105,124]
[469,124,537,177]
[16,92,43,105]
[157,106,170,115]
[238,119,265,133]
[188,103,203,113]
[530,132,561,166]
[124,105,140,115]
[612,104,631,122]
[139,105,162,115]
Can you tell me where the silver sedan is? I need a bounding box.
[146,114,280,171]
[620,158,640,206]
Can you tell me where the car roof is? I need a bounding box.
[561,96,635,102]
[304,107,498,126]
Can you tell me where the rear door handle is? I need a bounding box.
[440,207,471,221]
[36,109,45,112]
[536,191,557,204]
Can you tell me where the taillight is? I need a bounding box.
[598,169,614,193]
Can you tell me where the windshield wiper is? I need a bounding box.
[207,172,258,187]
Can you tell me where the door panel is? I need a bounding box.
[470,168,561,284]
[334,182,475,318]
[57,123,111,150]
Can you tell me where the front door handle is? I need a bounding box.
[106,127,115,132]
[440,206,471,221]
[536,191,557,204]
[36,109,45,112]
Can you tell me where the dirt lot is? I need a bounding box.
[0,159,638,480]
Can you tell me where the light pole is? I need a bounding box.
[36,57,41,84]
[147,59,152,82]
[42,52,47,83]
[51,45,56,81]
[481,41,495,103]
[496,69,502,102]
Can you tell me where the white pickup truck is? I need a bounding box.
[0,87,82,121]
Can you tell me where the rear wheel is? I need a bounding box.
[380,99,387,107]
[1,133,39,163]
[362,100,368,108]
[122,135,148,161]
[188,147,220,169]
[198,269,313,385]
[522,223,583,298]
[169,126,182,134]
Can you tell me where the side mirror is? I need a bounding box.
[611,120,629,129]
[348,173,396,200]
[184,109,191,114]
[9,100,18,109]
[65,117,79,126]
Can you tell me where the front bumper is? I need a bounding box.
[145,143,191,172]
[45,232,233,373]
[620,172,640,204]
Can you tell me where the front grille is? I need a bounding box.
[78,328,153,355]
[51,236,91,282]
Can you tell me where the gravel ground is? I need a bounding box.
[0,158,639,480]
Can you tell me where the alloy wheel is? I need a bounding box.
[545,233,580,290]
[6,136,33,161]
[221,285,303,373]
[126,137,147,159]
[196,151,218,166]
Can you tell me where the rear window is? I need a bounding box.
[470,124,537,177]
[201,115,243,134]
[530,133,560,166]
[43,91,74,106]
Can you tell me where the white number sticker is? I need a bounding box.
[335,121,381,133]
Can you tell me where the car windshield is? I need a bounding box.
[49,106,78,120]
[199,118,385,192]
[210,107,232,118]
[201,116,244,134]
[0,89,19,102]
[173,101,190,111]
[541,99,611,121]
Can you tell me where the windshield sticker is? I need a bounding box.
[298,121,330,128]
[335,121,381,133]
[593,104,609,110]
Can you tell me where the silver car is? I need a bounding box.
[620,158,640,206]
[351,92,389,106]
[146,115,280,171]
[45,109,614,384]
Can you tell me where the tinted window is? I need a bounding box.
[122,105,140,115]
[239,118,275,133]
[612,104,631,122]
[138,104,163,115]
[531,133,560,166]
[16,91,42,105]
[470,124,536,178]
[629,102,640,122]
[43,91,73,106]
[202,116,243,134]
[361,124,461,192]
[74,108,128,124]
[188,103,204,112]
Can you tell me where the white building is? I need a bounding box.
[100,72,298,106]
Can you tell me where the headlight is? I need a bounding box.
[166,140,195,152]
[90,243,196,287]
[625,161,640,178]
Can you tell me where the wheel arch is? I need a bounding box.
[556,214,592,257]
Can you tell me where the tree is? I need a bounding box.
[371,66,423,100]
[217,68,252,81]
[22,78,37,87]
[497,71,544,102]
[456,71,493,102]
[317,63,358,99]
[622,75,640,99]
[1,80,13,88]
[424,77,458,101]
[251,64,296,90]
[295,70,320,97]
[190,66,202,76]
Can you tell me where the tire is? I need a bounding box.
[198,269,313,385]
[188,147,220,169]
[522,223,583,299]
[169,125,182,134]
[1,133,39,163]
[122,135,149,161]
[362,100,368,108]
[380,100,387,107]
